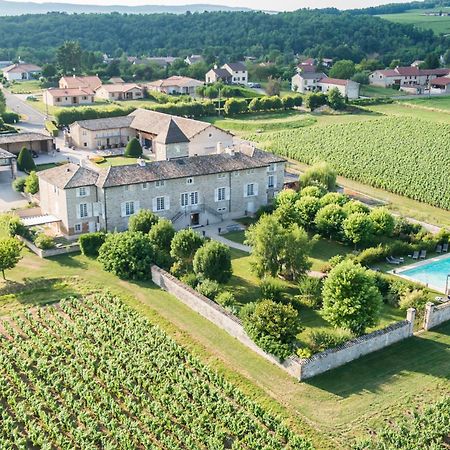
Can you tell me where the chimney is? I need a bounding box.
[137,158,146,167]
[214,64,218,69]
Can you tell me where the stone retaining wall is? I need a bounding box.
[19,237,80,259]
[424,301,450,330]
[151,265,417,381]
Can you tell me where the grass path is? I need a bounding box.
[2,249,450,449]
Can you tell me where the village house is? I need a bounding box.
[430,75,450,94]
[0,132,54,155]
[37,144,285,235]
[291,72,360,99]
[146,76,203,95]
[59,75,102,91]
[369,66,450,92]
[67,109,234,156]
[2,63,42,81]
[43,87,95,106]
[95,83,144,101]
[205,62,248,84]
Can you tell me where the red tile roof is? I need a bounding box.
[430,76,450,86]
[319,77,348,86]
[46,87,94,97]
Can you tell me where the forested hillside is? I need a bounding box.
[0,9,446,64]
[350,0,450,15]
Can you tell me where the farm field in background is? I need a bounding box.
[378,8,450,34]
[400,95,450,112]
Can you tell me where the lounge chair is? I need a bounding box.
[412,251,419,260]
[419,249,427,259]
[443,243,449,253]
[386,256,400,265]
[436,245,442,254]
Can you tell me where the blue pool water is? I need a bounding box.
[400,256,450,292]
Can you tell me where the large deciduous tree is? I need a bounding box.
[57,40,82,73]
[193,241,232,283]
[322,260,382,335]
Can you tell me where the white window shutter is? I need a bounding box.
[152,198,157,212]
[254,183,259,196]
[86,203,92,218]
[243,184,248,198]
[85,186,90,196]
[76,189,80,198]
[76,205,81,219]
[165,196,170,211]
[225,187,230,201]
[93,202,100,217]
[121,202,126,217]
[134,201,140,213]
[273,175,277,188]
[214,188,218,202]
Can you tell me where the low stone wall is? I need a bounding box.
[19,237,80,259]
[151,265,417,381]
[298,308,416,380]
[150,265,302,377]
[424,301,450,330]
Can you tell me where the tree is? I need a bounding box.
[342,200,370,215]
[128,209,159,234]
[24,171,39,194]
[319,192,348,207]
[0,237,22,279]
[299,161,336,191]
[282,96,295,109]
[98,231,155,280]
[56,40,82,73]
[329,59,355,79]
[17,147,36,173]
[265,76,281,96]
[170,228,204,270]
[369,207,395,236]
[274,189,299,209]
[327,88,346,110]
[273,202,302,229]
[420,53,440,70]
[241,299,302,359]
[245,215,313,280]
[315,204,346,240]
[248,97,262,112]
[124,138,143,158]
[295,196,321,230]
[305,92,327,111]
[342,212,374,248]
[322,260,382,335]
[42,63,57,78]
[351,71,369,85]
[0,89,6,116]
[193,241,232,283]
[148,218,175,251]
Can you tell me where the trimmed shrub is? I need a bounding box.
[399,289,429,320]
[193,241,232,283]
[356,245,388,266]
[196,279,221,300]
[45,120,59,137]
[259,277,284,301]
[79,232,106,257]
[124,138,143,158]
[24,171,39,194]
[180,272,199,289]
[215,291,237,308]
[1,111,20,124]
[148,218,175,251]
[300,185,326,198]
[17,147,36,173]
[297,276,323,309]
[12,176,26,193]
[128,209,159,234]
[34,233,55,250]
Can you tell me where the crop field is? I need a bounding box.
[378,8,450,34]
[245,116,450,210]
[0,292,311,450]
[401,95,450,112]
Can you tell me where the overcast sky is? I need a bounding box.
[8,0,413,11]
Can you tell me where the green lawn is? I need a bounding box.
[360,84,407,98]
[378,8,450,34]
[8,80,43,94]
[400,95,450,112]
[2,249,449,448]
[35,162,59,172]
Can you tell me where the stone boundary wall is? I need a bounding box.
[150,265,302,377]
[18,237,80,259]
[151,265,417,381]
[298,308,415,380]
[424,301,450,330]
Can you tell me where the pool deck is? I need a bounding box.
[389,253,450,294]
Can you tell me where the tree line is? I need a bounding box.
[0,9,446,67]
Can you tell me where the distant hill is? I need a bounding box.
[0,0,254,16]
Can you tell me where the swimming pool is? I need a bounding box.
[398,255,450,293]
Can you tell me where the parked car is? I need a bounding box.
[31,150,38,158]
[248,82,261,89]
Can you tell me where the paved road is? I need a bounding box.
[2,88,46,132]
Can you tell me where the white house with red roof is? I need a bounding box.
[369,66,450,92]
[147,76,203,95]
[95,83,143,101]
[2,63,42,81]
[291,72,360,99]
[43,87,95,106]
